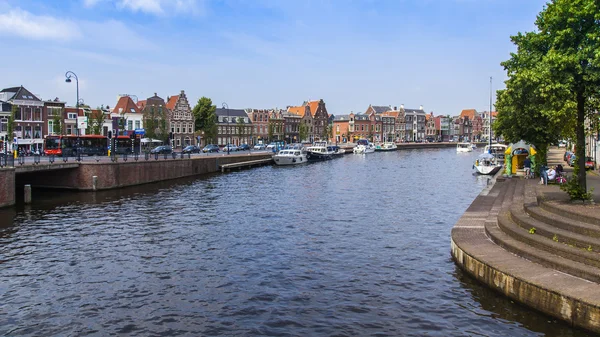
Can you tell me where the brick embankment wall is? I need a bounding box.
[19,154,272,191]
[0,168,15,208]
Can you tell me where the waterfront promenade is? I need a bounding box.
[451,147,600,333]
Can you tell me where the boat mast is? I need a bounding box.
[489,76,493,149]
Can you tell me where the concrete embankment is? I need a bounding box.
[0,168,15,208]
[18,153,273,191]
[451,148,600,333]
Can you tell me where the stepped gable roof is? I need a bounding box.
[166,95,179,110]
[112,95,140,114]
[460,109,477,119]
[307,100,319,116]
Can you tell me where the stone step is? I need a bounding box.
[485,218,600,283]
[525,202,600,239]
[539,200,600,226]
[510,203,600,252]
[497,206,600,270]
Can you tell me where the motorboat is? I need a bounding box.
[375,142,397,151]
[305,142,335,161]
[456,142,473,153]
[353,139,376,154]
[483,143,508,160]
[327,145,345,158]
[272,148,308,166]
[474,152,502,175]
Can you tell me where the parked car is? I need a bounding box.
[266,143,277,150]
[202,144,220,153]
[150,145,173,154]
[585,157,596,170]
[563,151,573,162]
[238,144,250,151]
[182,145,201,154]
[222,144,239,152]
[253,144,266,150]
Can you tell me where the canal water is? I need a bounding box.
[0,148,593,336]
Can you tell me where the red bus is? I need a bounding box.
[45,135,108,156]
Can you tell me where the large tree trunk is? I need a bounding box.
[576,89,587,191]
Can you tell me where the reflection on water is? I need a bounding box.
[0,148,593,336]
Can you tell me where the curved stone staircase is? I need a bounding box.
[451,176,600,333]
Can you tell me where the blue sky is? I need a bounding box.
[0,0,547,115]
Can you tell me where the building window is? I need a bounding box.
[68,113,77,119]
[48,120,54,134]
[135,120,140,129]
[66,125,73,135]
[128,120,133,131]
[24,126,32,139]
[25,108,32,120]
[176,138,181,147]
[14,108,22,120]
[176,124,180,133]
[34,108,42,121]
[34,126,41,138]
[0,118,7,132]
[171,124,175,133]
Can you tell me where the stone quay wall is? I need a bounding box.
[0,168,15,208]
[16,153,273,192]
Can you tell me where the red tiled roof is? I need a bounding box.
[288,106,305,116]
[460,109,477,119]
[112,96,140,114]
[307,100,319,117]
[166,95,179,110]
[137,100,147,110]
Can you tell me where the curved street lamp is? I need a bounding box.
[65,71,79,136]
[222,102,229,155]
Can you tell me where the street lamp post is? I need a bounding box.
[65,71,79,136]
[222,102,230,155]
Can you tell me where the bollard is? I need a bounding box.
[24,184,32,204]
[92,176,98,191]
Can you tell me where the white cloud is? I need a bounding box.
[0,8,81,41]
[84,0,203,15]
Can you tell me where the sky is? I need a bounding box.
[0,0,548,116]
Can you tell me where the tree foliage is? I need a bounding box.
[299,122,308,143]
[87,107,105,135]
[494,0,600,191]
[144,105,168,141]
[192,97,217,143]
[8,105,17,142]
[236,117,245,143]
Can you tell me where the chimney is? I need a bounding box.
[394,106,397,111]
[181,90,184,94]
[154,92,157,97]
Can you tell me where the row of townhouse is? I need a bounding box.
[330,105,498,144]
[332,104,429,143]
[0,86,196,152]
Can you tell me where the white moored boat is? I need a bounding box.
[483,143,508,160]
[456,142,473,153]
[353,139,376,154]
[474,152,502,175]
[306,142,335,161]
[375,142,397,151]
[272,149,308,166]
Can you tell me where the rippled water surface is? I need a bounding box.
[0,148,594,336]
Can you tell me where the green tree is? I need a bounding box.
[236,117,245,144]
[52,108,63,135]
[299,122,308,143]
[495,0,600,192]
[88,107,105,135]
[192,97,217,143]
[323,124,332,142]
[7,105,17,142]
[268,121,275,142]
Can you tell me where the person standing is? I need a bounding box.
[523,156,532,179]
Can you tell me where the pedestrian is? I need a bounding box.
[539,164,548,185]
[523,156,532,179]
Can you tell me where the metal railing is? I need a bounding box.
[0,151,247,168]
